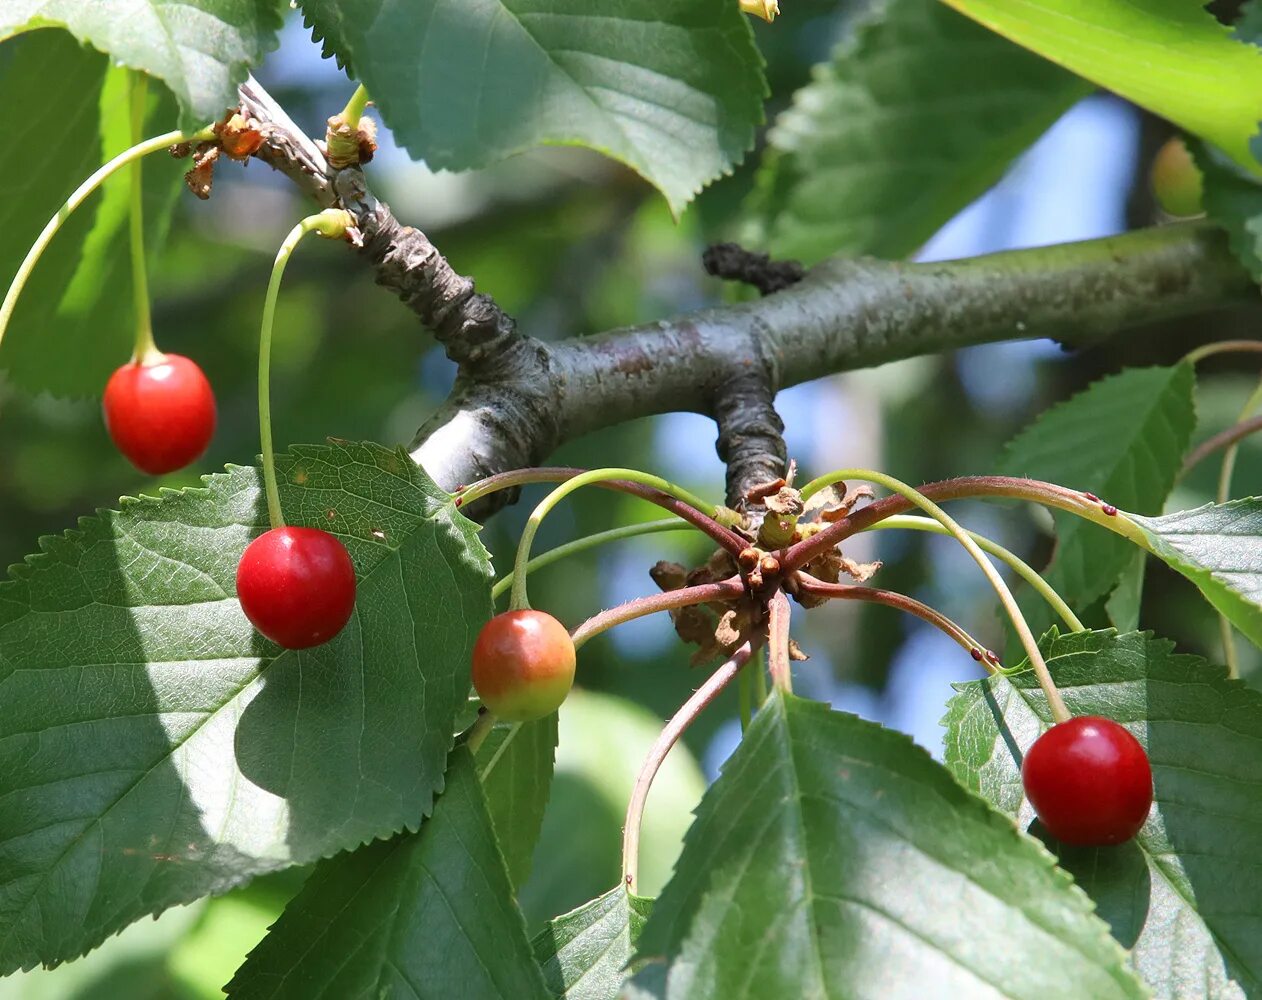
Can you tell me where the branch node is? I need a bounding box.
[703,242,805,296]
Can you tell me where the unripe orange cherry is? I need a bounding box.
[1150,136,1203,218]
[472,610,576,722]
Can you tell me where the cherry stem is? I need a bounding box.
[1182,339,1262,365]
[864,515,1085,633]
[622,642,753,894]
[782,475,1149,573]
[797,469,1069,722]
[127,73,160,364]
[1181,413,1262,480]
[0,123,215,354]
[491,518,688,602]
[1212,374,1262,677]
[464,709,497,756]
[767,591,793,693]
[507,467,726,610]
[570,578,744,650]
[751,645,767,705]
[792,573,998,671]
[738,659,753,731]
[258,209,355,530]
[338,84,371,130]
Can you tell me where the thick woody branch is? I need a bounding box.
[713,370,787,507]
[236,79,1257,503]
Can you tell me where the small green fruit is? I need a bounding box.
[1150,136,1204,218]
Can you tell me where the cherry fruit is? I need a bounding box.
[236,526,356,649]
[103,354,216,474]
[1021,715,1153,846]
[1150,136,1203,218]
[472,610,576,722]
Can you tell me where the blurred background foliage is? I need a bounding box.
[2,2,1261,993]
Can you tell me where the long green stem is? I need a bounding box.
[752,645,767,706]
[863,515,1085,632]
[460,466,716,518]
[800,470,1070,723]
[508,468,716,610]
[1182,339,1262,365]
[1214,374,1262,677]
[738,661,752,732]
[491,519,689,601]
[258,210,354,529]
[464,710,497,755]
[0,125,213,353]
[127,73,159,363]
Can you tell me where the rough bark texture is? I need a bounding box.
[233,79,1257,509]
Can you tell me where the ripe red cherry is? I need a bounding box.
[1021,715,1153,846]
[236,527,356,649]
[102,353,217,474]
[471,610,576,722]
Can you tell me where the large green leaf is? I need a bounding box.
[631,692,1144,999]
[0,32,185,397]
[0,3,284,130]
[1130,498,1262,649]
[941,0,1262,178]
[297,0,765,215]
[944,629,1262,997]
[532,886,651,1000]
[226,746,549,999]
[997,364,1196,616]
[0,441,490,973]
[748,0,1087,263]
[477,714,558,891]
[1194,141,1262,281]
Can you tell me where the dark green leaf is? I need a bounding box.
[477,715,558,891]
[532,886,651,1000]
[0,32,185,397]
[227,747,549,999]
[0,441,490,973]
[1105,550,1145,633]
[997,364,1196,613]
[1194,141,1262,281]
[1130,498,1262,648]
[0,3,284,131]
[940,0,1262,178]
[943,629,1262,997]
[297,0,765,215]
[632,692,1144,999]
[749,0,1087,263]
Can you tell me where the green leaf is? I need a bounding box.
[532,886,651,1000]
[1104,550,1145,633]
[997,364,1196,613]
[632,692,1144,999]
[940,0,1262,178]
[0,441,491,973]
[943,629,1262,997]
[297,0,765,215]
[748,0,1088,263]
[1130,498,1262,648]
[0,4,284,131]
[227,746,549,999]
[477,714,558,891]
[0,32,185,397]
[1194,141,1262,281]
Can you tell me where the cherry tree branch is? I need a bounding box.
[234,78,1257,503]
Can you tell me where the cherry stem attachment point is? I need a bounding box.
[507,467,721,610]
[258,209,355,530]
[864,515,1085,633]
[0,123,215,355]
[570,578,744,651]
[792,573,998,671]
[491,518,688,602]
[623,642,753,894]
[464,709,497,756]
[767,591,793,693]
[338,84,371,131]
[799,469,1069,722]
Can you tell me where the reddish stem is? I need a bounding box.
[570,577,745,649]
[457,466,747,555]
[782,475,1131,572]
[767,591,793,692]
[1181,413,1262,478]
[792,573,992,668]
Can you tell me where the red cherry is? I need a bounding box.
[1021,715,1153,846]
[102,354,217,474]
[471,610,576,722]
[236,527,356,649]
